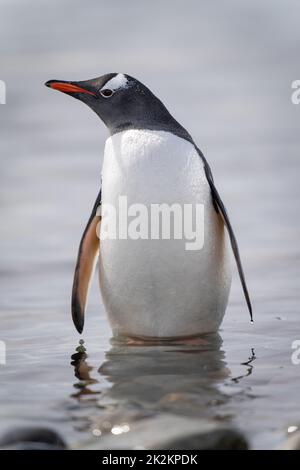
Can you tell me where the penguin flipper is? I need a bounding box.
[196,147,253,321]
[72,189,102,333]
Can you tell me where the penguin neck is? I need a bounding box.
[103,97,194,145]
[108,118,194,145]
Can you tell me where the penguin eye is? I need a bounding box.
[100,88,114,98]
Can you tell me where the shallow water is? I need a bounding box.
[0,0,300,450]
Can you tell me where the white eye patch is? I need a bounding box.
[100,73,128,92]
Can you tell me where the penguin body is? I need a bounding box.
[45,73,252,338]
[100,129,231,337]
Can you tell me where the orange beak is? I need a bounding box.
[45,80,96,97]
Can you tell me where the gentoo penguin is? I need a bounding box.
[45,73,252,338]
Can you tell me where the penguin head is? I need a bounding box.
[45,73,172,134]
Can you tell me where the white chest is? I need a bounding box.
[101,129,209,207]
[99,130,231,338]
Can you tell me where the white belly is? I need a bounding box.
[99,129,231,338]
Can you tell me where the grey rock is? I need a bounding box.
[280,431,300,450]
[154,427,247,450]
[80,413,248,450]
[0,427,67,450]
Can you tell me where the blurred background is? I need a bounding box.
[0,0,300,450]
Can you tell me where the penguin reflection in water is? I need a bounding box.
[46,73,252,339]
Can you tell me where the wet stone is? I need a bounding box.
[80,413,248,450]
[281,431,300,450]
[0,427,67,450]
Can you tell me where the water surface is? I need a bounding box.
[0,0,300,450]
